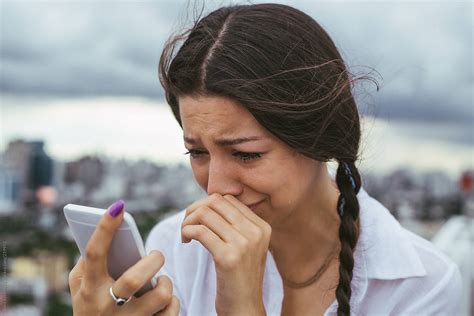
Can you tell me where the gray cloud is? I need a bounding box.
[1,1,188,97]
[1,0,472,140]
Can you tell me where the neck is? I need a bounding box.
[269,166,341,283]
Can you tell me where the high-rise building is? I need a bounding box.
[0,139,55,212]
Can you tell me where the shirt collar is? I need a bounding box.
[357,186,427,279]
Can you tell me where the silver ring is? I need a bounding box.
[109,286,132,306]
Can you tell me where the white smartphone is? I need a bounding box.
[63,203,156,297]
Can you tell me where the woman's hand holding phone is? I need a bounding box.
[181,194,271,316]
[68,200,180,315]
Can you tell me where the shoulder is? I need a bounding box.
[393,228,462,314]
[404,226,457,272]
[144,209,189,282]
[404,227,463,297]
[144,208,213,272]
[145,209,186,253]
[145,209,209,262]
[363,223,463,314]
[144,209,214,314]
[356,192,463,314]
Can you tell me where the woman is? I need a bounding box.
[69,3,462,316]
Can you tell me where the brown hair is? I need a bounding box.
[159,3,378,315]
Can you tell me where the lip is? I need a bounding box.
[247,199,265,211]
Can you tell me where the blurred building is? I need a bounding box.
[0,164,21,214]
[0,140,32,213]
[10,251,69,293]
[63,155,104,204]
[27,141,53,191]
[458,170,474,219]
[459,170,474,194]
[0,139,60,233]
[3,277,47,316]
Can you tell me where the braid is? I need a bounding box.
[335,160,362,316]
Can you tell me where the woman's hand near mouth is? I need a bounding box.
[181,193,271,316]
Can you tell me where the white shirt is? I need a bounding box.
[145,180,463,315]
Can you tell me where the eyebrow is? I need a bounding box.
[183,136,264,146]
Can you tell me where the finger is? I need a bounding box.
[185,193,247,227]
[83,200,125,285]
[155,295,180,316]
[68,256,85,297]
[181,206,243,243]
[223,195,267,228]
[183,194,262,244]
[184,195,210,218]
[111,250,165,301]
[181,224,226,257]
[136,275,174,314]
[202,194,265,238]
[223,195,272,244]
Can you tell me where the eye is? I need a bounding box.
[183,149,207,159]
[233,151,262,162]
[183,150,262,162]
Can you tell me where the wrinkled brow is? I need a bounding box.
[183,136,265,146]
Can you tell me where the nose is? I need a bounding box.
[206,158,242,196]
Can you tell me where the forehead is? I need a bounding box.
[178,95,270,139]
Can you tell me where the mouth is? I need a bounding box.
[246,199,265,211]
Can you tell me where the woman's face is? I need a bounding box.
[178,94,325,227]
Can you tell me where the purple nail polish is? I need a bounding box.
[108,200,124,217]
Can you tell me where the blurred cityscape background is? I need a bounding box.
[1,0,472,315]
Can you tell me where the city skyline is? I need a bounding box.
[1,95,472,178]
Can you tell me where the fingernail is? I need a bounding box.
[108,199,125,217]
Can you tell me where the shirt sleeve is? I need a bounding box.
[145,217,187,315]
[401,263,463,315]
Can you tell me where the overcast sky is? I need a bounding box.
[0,0,472,174]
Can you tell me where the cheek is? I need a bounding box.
[248,166,296,209]
[264,161,312,211]
[190,163,208,192]
[268,175,299,211]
